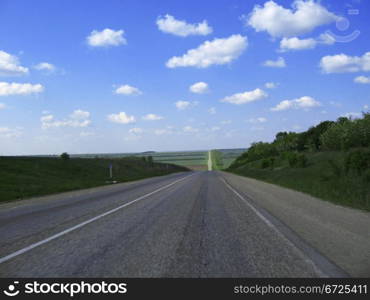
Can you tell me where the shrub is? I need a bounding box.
[261,159,270,169]
[344,149,370,175]
[296,154,308,168]
[60,152,70,160]
[287,152,298,167]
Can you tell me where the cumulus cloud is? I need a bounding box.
[107,112,135,124]
[34,62,56,72]
[354,76,370,84]
[0,103,6,110]
[183,125,199,133]
[0,82,44,96]
[0,51,29,76]
[175,100,198,110]
[156,14,212,37]
[189,81,209,94]
[41,110,91,129]
[271,96,321,111]
[263,57,286,68]
[142,113,163,121]
[246,0,337,38]
[320,52,370,73]
[87,28,126,47]
[343,112,362,119]
[265,82,278,89]
[220,88,267,105]
[166,34,247,68]
[114,84,142,95]
[248,117,267,123]
[279,33,335,51]
[0,127,22,138]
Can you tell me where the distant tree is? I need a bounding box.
[147,156,153,165]
[60,152,70,160]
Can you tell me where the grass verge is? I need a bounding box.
[0,156,188,203]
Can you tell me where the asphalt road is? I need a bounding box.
[0,171,368,277]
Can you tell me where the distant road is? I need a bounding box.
[0,171,369,277]
[208,151,212,171]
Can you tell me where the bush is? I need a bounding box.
[297,154,308,168]
[344,149,370,175]
[287,152,298,167]
[60,152,70,160]
[261,159,270,169]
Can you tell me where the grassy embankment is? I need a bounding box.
[0,156,188,203]
[227,151,370,211]
[226,114,370,211]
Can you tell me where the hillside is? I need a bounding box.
[227,113,370,211]
[0,156,188,203]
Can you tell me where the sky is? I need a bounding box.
[0,0,369,155]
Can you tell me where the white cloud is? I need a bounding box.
[156,14,212,37]
[189,81,209,94]
[87,28,126,47]
[80,131,95,137]
[115,84,142,95]
[175,100,198,110]
[0,127,22,138]
[34,62,56,72]
[107,112,135,124]
[128,127,143,134]
[221,120,232,125]
[166,34,247,68]
[364,105,369,110]
[221,88,267,105]
[264,82,278,89]
[210,126,221,131]
[320,52,370,73]
[142,113,163,121]
[263,57,286,68]
[343,112,361,119]
[183,125,199,133]
[208,107,216,114]
[279,33,335,52]
[70,109,90,120]
[0,50,29,76]
[271,96,321,111]
[280,37,316,51]
[248,117,267,123]
[0,103,6,110]
[354,76,370,84]
[246,0,337,38]
[0,82,44,96]
[41,110,91,129]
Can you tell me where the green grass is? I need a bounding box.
[0,156,188,203]
[227,151,370,211]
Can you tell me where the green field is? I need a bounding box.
[0,156,188,203]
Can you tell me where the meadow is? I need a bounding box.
[0,156,187,203]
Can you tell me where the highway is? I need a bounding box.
[0,171,369,277]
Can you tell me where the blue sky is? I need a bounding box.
[0,0,369,155]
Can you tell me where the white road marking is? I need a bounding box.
[221,177,327,277]
[0,173,195,264]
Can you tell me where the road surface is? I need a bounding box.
[0,171,369,277]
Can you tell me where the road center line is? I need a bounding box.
[220,177,328,277]
[0,173,195,264]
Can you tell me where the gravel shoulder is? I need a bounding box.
[219,171,370,277]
